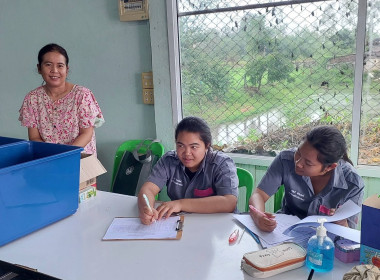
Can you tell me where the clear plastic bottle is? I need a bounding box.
[306,218,335,272]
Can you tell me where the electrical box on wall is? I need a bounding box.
[119,0,149,22]
[142,72,154,104]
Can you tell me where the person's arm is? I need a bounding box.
[28,127,44,142]
[138,182,160,225]
[156,194,237,219]
[249,188,277,232]
[71,127,93,147]
[332,218,349,227]
[248,152,287,232]
[156,154,238,218]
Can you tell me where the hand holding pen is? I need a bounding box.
[141,193,157,225]
[249,205,277,232]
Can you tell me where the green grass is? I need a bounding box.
[184,63,362,130]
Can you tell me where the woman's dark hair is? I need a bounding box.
[38,43,69,66]
[306,125,353,166]
[175,116,212,148]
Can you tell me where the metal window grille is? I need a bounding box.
[176,0,380,165]
[359,0,380,165]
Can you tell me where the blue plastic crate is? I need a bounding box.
[0,140,83,246]
[0,136,26,147]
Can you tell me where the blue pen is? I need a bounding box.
[245,227,261,246]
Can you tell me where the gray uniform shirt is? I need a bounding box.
[258,148,364,228]
[147,149,238,200]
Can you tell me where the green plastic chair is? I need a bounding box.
[237,167,254,212]
[111,139,165,192]
[273,185,285,212]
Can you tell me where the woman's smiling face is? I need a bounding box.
[38,51,68,88]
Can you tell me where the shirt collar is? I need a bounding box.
[331,160,348,189]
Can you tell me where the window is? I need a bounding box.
[359,0,380,165]
[168,0,380,166]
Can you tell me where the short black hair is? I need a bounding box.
[175,116,212,147]
[38,43,69,66]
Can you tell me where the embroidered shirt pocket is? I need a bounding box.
[194,187,215,198]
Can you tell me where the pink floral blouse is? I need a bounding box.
[19,85,104,155]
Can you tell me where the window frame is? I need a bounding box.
[166,0,380,178]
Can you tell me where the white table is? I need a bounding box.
[0,191,358,280]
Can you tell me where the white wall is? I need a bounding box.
[0,0,157,190]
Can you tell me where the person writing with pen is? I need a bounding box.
[138,116,239,225]
[249,126,364,232]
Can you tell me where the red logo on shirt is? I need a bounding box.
[319,205,333,215]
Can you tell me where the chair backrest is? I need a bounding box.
[111,139,165,191]
[236,167,254,212]
[273,185,285,212]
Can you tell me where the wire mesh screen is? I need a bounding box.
[177,0,363,159]
[359,0,380,165]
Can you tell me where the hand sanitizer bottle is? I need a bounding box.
[306,218,335,272]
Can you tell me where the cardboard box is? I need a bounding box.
[360,194,380,268]
[0,141,83,246]
[79,186,97,203]
[79,154,107,191]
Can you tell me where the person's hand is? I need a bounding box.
[156,201,182,220]
[139,205,158,225]
[249,208,277,232]
[328,208,349,227]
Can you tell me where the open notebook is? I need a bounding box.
[234,199,361,248]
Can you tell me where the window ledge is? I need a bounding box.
[227,153,274,167]
[228,153,380,179]
[356,165,380,178]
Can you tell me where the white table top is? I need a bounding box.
[0,191,358,280]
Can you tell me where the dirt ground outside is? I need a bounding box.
[213,121,380,165]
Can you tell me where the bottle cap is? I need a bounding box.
[316,218,327,237]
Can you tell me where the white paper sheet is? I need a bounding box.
[325,223,361,243]
[293,199,360,226]
[103,216,180,240]
[234,214,296,245]
[283,199,361,235]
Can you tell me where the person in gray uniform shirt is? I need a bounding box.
[138,116,239,225]
[249,126,364,232]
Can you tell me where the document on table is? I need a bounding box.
[234,199,361,247]
[283,199,361,242]
[234,214,298,246]
[103,216,184,240]
[284,199,361,233]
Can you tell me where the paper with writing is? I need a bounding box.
[234,214,297,245]
[103,216,179,240]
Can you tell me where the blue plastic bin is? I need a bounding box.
[0,136,26,147]
[0,141,83,246]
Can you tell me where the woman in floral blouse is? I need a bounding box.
[19,43,104,155]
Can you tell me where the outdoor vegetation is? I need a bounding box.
[178,0,380,165]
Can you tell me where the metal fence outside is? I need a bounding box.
[177,0,380,165]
